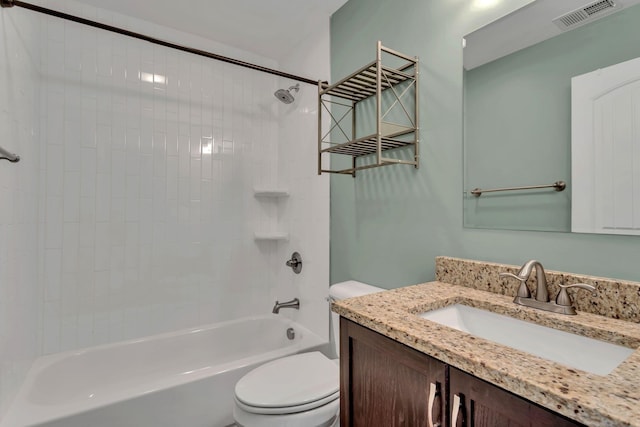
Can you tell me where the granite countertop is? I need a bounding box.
[332,281,640,427]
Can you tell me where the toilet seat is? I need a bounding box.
[233,398,339,427]
[235,390,339,415]
[234,351,339,415]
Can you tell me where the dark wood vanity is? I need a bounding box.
[340,318,585,427]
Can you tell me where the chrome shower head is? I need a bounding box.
[274,83,300,104]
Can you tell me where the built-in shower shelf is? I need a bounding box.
[318,41,419,177]
[253,232,289,241]
[254,190,289,242]
[253,189,290,198]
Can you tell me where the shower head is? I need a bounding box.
[274,83,300,104]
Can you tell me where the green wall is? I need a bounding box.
[330,0,640,287]
[464,4,640,232]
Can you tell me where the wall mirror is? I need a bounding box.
[463,0,640,234]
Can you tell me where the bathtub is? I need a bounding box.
[1,315,326,427]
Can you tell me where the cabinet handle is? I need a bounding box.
[428,382,440,427]
[452,394,461,427]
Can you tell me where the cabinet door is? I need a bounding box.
[340,318,447,427]
[449,367,585,427]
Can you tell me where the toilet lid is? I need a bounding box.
[234,352,339,412]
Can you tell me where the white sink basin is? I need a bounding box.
[419,304,635,376]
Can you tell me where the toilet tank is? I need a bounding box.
[329,281,383,357]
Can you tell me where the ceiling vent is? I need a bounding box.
[553,0,620,31]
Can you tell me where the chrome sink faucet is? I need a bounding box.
[499,260,549,302]
[500,260,596,315]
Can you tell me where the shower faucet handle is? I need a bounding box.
[285,252,302,274]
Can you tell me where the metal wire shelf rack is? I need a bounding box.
[318,41,419,176]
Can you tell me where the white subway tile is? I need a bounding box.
[63,125,82,171]
[94,223,111,271]
[139,199,153,228]
[153,132,166,177]
[95,177,111,223]
[92,312,110,345]
[45,197,64,249]
[111,122,126,151]
[59,315,78,352]
[109,252,125,289]
[63,171,80,222]
[110,198,125,226]
[77,315,94,349]
[125,176,140,222]
[80,148,97,198]
[97,95,113,126]
[42,302,61,355]
[108,311,124,342]
[190,158,201,200]
[62,223,79,273]
[111,152,126,198]
[77,261,95,298]
[46,91,65,144]
[97,49,113,78]
[139,155,153,198]
[44,249,62,302]
[140,118,153,154]
[166,156,178,200]
[112,54,127,87]
[96,125,112,173]
[125,127,140,153]
[166,123,179,156]
[79,218,95,250]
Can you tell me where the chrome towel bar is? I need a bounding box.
[0,145,20,163]
[470,180,565,197]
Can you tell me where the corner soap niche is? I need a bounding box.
[253,188,289,242]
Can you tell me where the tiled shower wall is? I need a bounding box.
[37,1,295,354]
[0,0,329,414]
[0,6,41,416]
[35,0,329,357]
[272,33,331,350]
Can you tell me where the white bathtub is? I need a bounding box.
[1,315,326,427]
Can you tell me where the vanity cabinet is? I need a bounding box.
[339,317,447,427]
[340,318,585,427]
[449,367,582,427]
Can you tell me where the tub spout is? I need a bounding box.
[272,298,300,314]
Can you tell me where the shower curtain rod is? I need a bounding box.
[0,0,321,86]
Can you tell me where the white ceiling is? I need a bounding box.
[71,0,349,61]
[465,0,640,69]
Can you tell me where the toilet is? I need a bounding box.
[232,280,383,427]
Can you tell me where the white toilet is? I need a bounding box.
[232,280,383,427]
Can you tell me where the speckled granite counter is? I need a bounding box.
[332,279,640,426]
[436,257,640,322]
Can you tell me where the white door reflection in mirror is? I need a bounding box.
[572,56,640,235]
